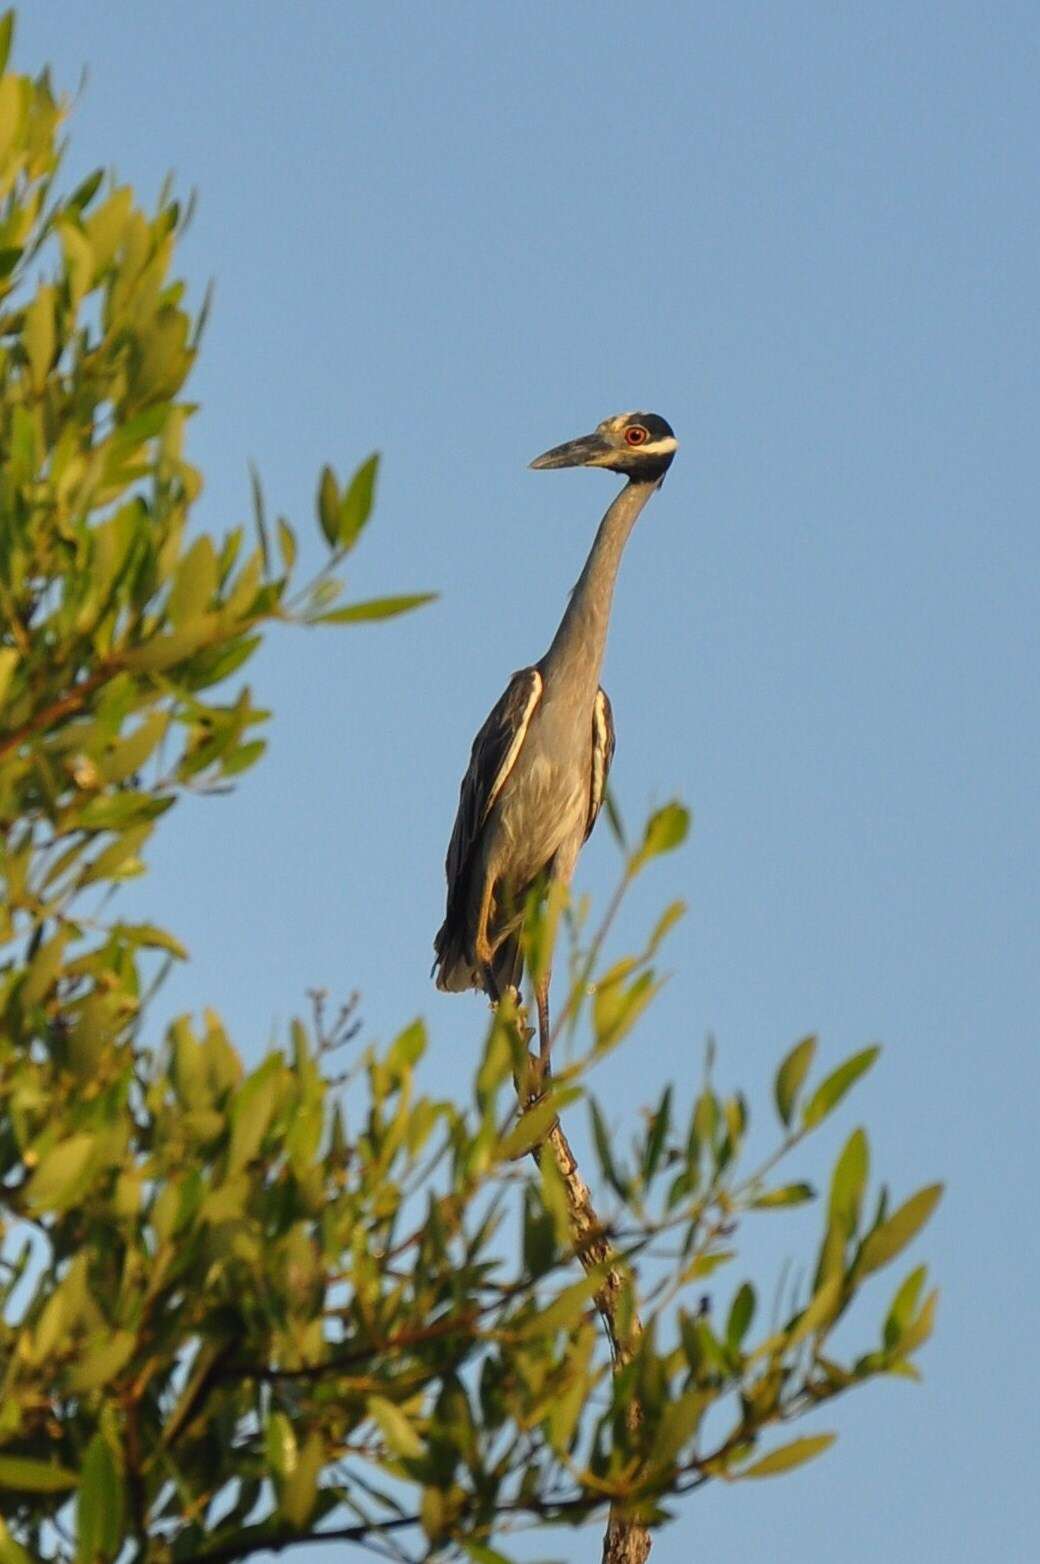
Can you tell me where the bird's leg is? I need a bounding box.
[534,970,552,1087]
[481,964,501,1005]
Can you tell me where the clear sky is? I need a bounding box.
[17,4,1039,1561]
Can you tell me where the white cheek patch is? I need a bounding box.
[638,436,678,456]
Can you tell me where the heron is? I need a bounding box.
[433,410,678,1073]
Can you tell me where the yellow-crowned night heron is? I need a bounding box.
[433,411,678,1068]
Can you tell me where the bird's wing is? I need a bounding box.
[444,666,543,895]
[584,686,616,842]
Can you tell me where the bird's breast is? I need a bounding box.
[492,742,588,888]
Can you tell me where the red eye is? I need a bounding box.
[625,426,648,446]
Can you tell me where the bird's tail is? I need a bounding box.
[433,919,523,997]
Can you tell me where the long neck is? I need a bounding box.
[540,478,656,690]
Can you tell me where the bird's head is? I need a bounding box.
[530,411,677,482]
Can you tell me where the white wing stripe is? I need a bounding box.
[482,670,542,823]
[590,689,608,823]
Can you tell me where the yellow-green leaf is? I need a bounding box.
[519,1269,605,1338]
[26,1134,96,1214]
[368,1395,424,1460]
[0,1455,78,1492]
[277,516,297,571]
[76,1432,124,1562]
[67,1331,136,1394]
[228,1059,281,1172]
[752,1182,815,1209]
[629,800,690,872]
[774,1035,816,1126]
[22,928,70,1007]
[266,1411,297,1482]
[317,464,340,545]
[896,1287,939,1355]
[337,452,379,548]
[281,1431,323,1527]
[857,1184,943,1277]
[120,922,188,960]
[24,283,56,392]
[121,618,218,671]
[315,592,437,624]
[788,1271,842,1346]
[168,536,217,624]
[737,1432,836,1479]
[0,1514,34,1564]
[829,1126,869,1236]
[802,1046,879,1129]
[0,647,19,709]
[499,1088,579,1160]
[593,968,658,1053]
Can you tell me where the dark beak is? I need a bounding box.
[529,431,612,470]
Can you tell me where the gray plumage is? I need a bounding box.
[433,410,677,1057]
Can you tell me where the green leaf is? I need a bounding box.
[222,738,267,777]
[650,1389,708,1470]
[829,1127,869,1236]
[387,1018,426,1072]
[78,792,173,832]
[463,1543,515,1564]
[737,1432,836,1479]
[68,1331,136,1394]
[317,464,340,545]
[266,1411,297,1482]
[368,1395,424,1460]
[726,1282,756,1350]
[281,1431,323,1527]
[277,516,297,571]
[338,451,379,549]
[121,619,218,671]
[802,1046,880,1129]
[168,536,218,624]
[629,800,690,872]
[0,647,19,709]
[593,966,658,1052]
[0,1514,34,1564]
[603,784,627,848]
[120,922,188,960]
[228,1059,281,1172]
[677,1249,735,1287]
[76,1433,124,1562]
[589,1099,629,1199]
[315,592,437,624]
[0,1455,78,1492]
[0,12,13,77]
[80,823,153,887]
[774,1035,816,1127]
[24,284,55,393]
[499,1088,579,1160]
[788,1271,842,1346]
[897,1287,939,1355]
[249,462,270,575]
[26,1134,96,1214]
[752,1181,815,1209]
[68,167,105,215]
[98,711,169,785]
[642,1085,673,1182]
[883,1265,927,1349]
[520,1270,604,1338]
[647,898,686,954]
[22,928,70,1007]
[856,1183,943,1278]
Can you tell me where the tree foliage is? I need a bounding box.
[0,18,940,1563]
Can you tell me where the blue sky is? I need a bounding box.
[18,4,1039,1560]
